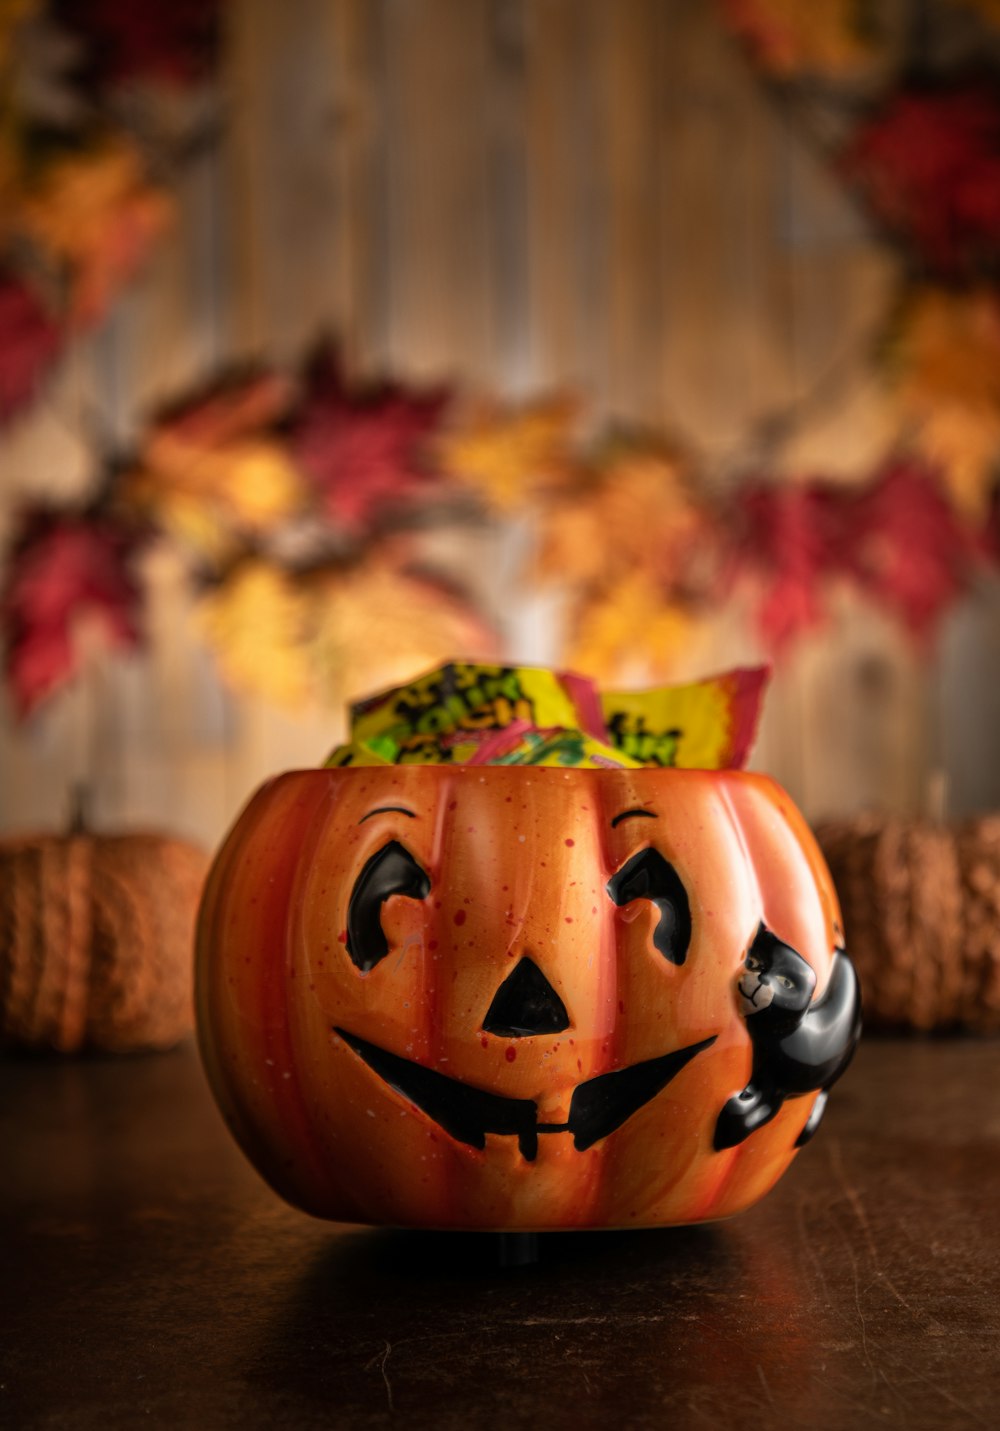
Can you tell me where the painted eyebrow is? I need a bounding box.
[610,808,659,829]
[358,806,417,825]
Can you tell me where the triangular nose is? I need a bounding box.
[482,957,570,1038]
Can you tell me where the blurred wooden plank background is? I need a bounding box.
[1,0,998,849]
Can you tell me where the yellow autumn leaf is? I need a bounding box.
[128,486,242,568]
[197,561,315,708]
[139,433,305,527]
[197,555,496,712]
[436,396,578,510]
[889,287,1000,521]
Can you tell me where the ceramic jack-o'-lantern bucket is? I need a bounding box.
[196,763,860,1230]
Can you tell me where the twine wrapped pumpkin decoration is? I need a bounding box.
[815,814,1000,1033]
[0,820,208,1053]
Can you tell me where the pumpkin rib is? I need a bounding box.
[198,775,371,1221]
[54,838,92,1052]
[282,778,377,1220]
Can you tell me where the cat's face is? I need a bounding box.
[737,927,816,1020]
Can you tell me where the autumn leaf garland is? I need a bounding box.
[2,335,995,715]
[5,1,1000,714]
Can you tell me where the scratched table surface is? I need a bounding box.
[3,1038,999,1431]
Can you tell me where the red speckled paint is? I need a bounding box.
[196,766,842,1230]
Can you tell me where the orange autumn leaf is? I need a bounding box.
[537,438,709,591]
[888,287,1000,521]
[720,0,875,76]
[16,138,171,321]
[124,372,305,562]
[435,396,578,510]
[196,561,315,708]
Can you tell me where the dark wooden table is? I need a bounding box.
[3,1038,999,1430]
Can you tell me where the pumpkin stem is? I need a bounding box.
[925,769,948,826]
[68,782,90,835]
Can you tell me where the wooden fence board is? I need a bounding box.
[0,0,995,845]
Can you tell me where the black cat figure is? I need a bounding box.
[714,924,862,1152]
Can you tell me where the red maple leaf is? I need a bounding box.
[291,348,451,537]
[844,461,975,640]
[52,0,224,88]
[1,511,147,718]
[729,483,845,652]
[0,277,64,425]
[842,84,1000,274]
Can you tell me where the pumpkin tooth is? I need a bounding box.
[334,1026,540,1161]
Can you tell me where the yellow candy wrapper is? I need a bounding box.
[348,661,604,765]
[601,666,770,770]
[467,722,641,769]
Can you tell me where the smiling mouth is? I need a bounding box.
[334,1027,717,1161]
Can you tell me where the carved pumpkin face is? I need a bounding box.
[196,766,853,1230]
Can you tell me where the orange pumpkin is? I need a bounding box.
[196,766,859,1230]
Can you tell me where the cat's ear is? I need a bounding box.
[744,921,768,969]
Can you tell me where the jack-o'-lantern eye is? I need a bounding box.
[606,848,692,966]
[346,841,431,972]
